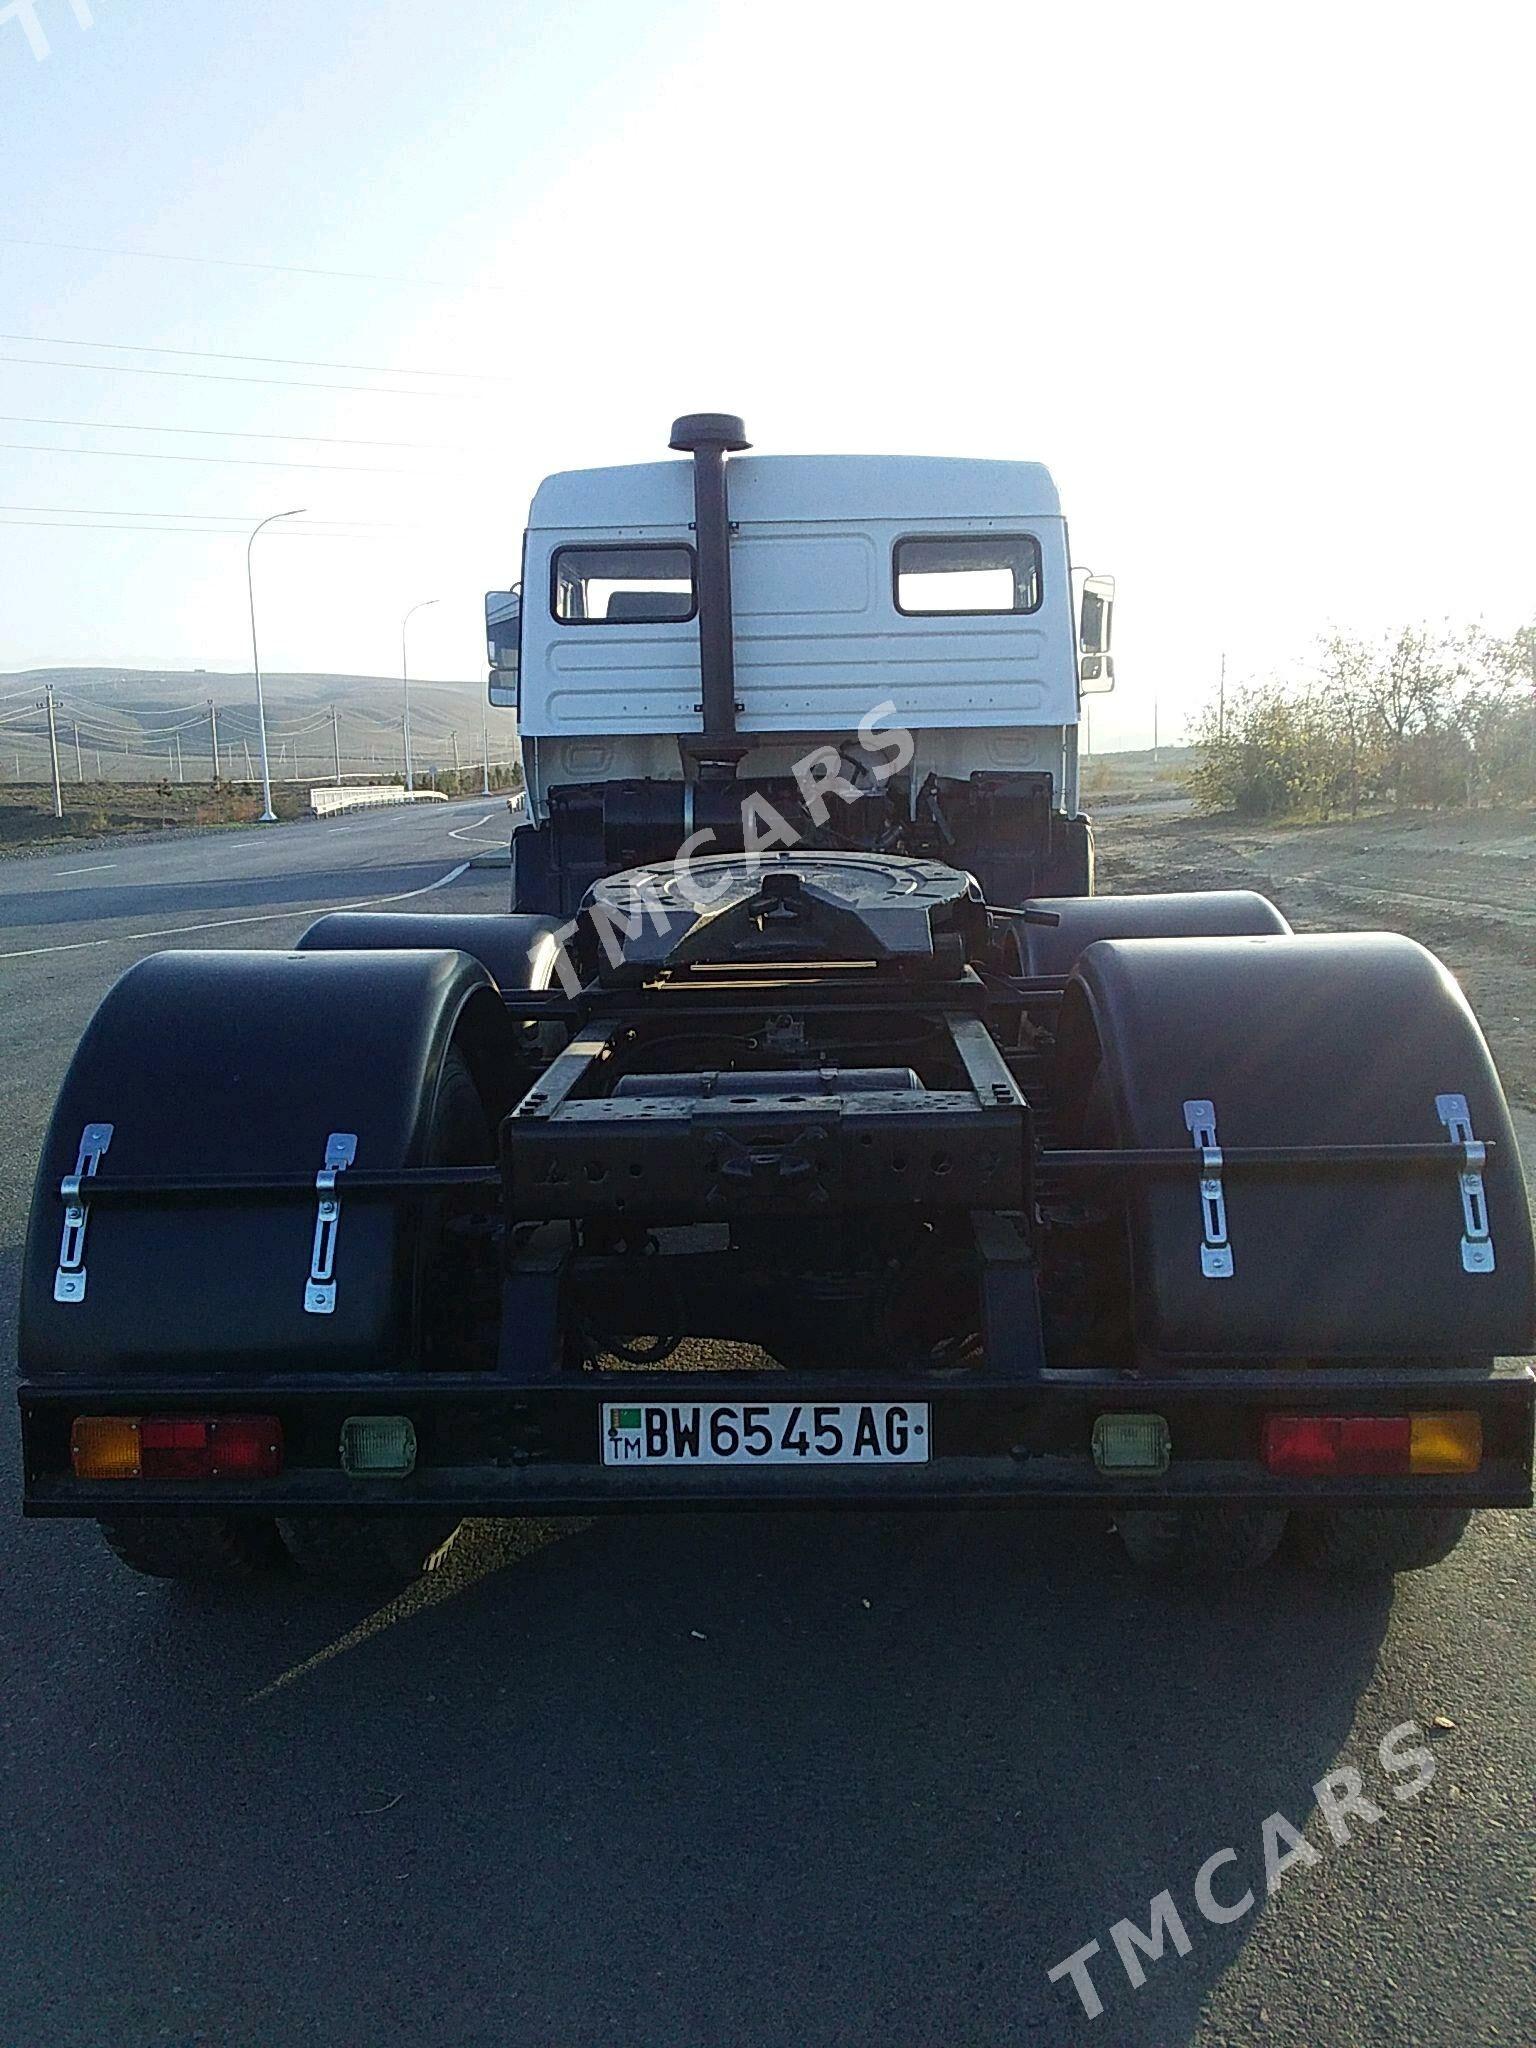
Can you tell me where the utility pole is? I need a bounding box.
[481,694,491,796]
[243,739,255,782]
[208,700,220,782]
[331,705,342,784]
[72,722,84,782]
[174,732,184,783]
[94,750,102,778]
[42,685,63,819]
[451,729,460,779]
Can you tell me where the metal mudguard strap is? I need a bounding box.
[1436,1093,1495,1274]
[54,1122,113,1304]
[1183,1099,1233,1279]
[304,1133,357,1314]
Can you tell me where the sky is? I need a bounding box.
[2,0,1533,748]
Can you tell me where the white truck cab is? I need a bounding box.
[489,415,1112,917]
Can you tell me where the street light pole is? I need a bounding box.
[247,507,305,822]
[42,684,63,820]
[400,598,438,796]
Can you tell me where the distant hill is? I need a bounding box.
[0,667,514,786]
[0,675,1199,793]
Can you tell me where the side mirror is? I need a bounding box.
[1079,573,1116,694]
[1080,573,1115,654]
[486,589,520,710]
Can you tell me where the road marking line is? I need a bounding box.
[0,860,470,961]
[448,810,499,841]
[57,863,117,876]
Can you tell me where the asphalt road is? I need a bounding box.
[1,804,1531,2048]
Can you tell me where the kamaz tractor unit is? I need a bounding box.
[18,415,1534,1590]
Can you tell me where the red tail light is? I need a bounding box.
[1264,1415,1408,1476]
[73,1414,282,1480]
[1263,1413,1480,1477]
[140,1415,282,1479]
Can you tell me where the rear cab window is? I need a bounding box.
[892,534,1042,615]
[551,544,697,623]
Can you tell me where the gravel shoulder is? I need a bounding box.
[1096,804,1536,1109]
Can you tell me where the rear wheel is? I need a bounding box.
[97,1515,286,1583]
[276,1513,462,1589]
[418,1045,499,1372]
[1035,815,1094,899]
[1287,1506,1473,1578]
[1117,1506,1288,1576]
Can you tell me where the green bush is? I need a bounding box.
[1189,623,1535,819]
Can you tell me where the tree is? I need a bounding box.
[1186,617,1535,819]
[1313,631,1378,818]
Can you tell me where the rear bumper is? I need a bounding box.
[19,1363,1535,1517]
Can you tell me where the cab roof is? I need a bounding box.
[529,453,1061,530]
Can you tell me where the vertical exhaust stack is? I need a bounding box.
[669,411,751,775]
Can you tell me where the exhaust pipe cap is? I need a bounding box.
[669,412,750,454]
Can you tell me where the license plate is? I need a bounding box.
[601,1400,930,1467]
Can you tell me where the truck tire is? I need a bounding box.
[1116,1506,1288,1576]
[97,1515,286,1583]
[416,1045,499,1370]
[276,1513,463,1590]
[1034,815,1094,900]
[1286,1506,1472,1578]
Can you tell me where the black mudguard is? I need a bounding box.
[297,911,565,993]
[1057,931,1536,1363]
[19,948,514,1380]
[1019,889,1290,977]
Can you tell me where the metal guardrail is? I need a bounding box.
[309,786,450,818]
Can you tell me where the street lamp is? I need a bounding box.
[400,598,438,795]
[247,507,306,821]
